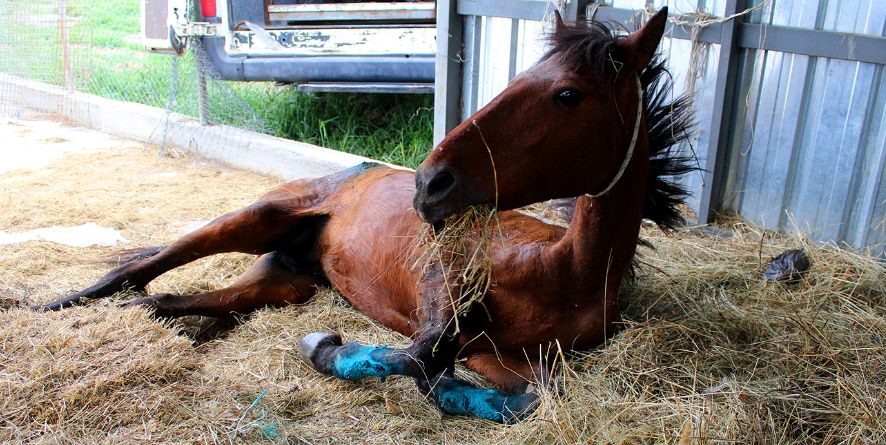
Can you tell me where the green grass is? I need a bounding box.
[258,91,433,167]
[1,0,434,168]
[70,0,142,50]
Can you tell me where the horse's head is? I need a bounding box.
[414,8,669,223]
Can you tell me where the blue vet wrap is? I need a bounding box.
[331,342,407,381]
[433,377,538,423]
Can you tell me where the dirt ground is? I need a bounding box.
[1,117,883,444]
[0,115,282,303]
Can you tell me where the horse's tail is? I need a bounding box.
[95,246,166,266]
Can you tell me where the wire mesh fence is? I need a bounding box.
[0,0,304,155]
[0,0,72,116]
[0,0,436,167]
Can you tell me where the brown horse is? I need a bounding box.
[36,8,693,422]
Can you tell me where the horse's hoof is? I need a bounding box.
[429,373,539,423]
[299,332,343,372]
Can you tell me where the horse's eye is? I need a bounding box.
[554,88,583,107]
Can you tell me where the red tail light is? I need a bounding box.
[200,0,217,18]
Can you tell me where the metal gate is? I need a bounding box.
[432,0,886,256]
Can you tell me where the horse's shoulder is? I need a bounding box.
[495,210,568,244]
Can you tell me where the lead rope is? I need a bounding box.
[586,76,644,198]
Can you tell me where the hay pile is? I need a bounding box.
[527,220,885,444]
[1,127,884,443]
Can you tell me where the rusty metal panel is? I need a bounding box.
[229,27,435,56]
[268,2,435,23]
[143,0,169,40]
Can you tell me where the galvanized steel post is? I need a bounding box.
[696,0,746,223]
[433,0,464,146]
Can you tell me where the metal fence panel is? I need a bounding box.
[608,0,726,16]
[474,16,549,108]
[723,0,886,255]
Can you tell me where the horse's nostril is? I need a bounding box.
[426,169,457,199]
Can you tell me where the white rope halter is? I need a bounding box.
[586,76,644,198]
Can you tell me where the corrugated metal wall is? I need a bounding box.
[461,0,885,256]
[722,0,885,255]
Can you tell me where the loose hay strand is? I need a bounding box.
[412,205,498,333]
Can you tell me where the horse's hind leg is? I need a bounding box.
[122,252,323,318]
[34,195,325,311]
[100,246,167,266]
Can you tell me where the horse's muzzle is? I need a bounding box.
[413,165,468,223]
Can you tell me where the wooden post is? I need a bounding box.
[58,0,74,92]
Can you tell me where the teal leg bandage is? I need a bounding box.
[301,333,538,423]
[330,342,407,381]
[432,375,538,423]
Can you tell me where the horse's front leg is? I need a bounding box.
[298,328,454,383]
[299,266,538,423]
[299,330,537,423]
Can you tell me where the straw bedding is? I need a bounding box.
[1,144,883,444]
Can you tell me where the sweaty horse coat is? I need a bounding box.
[36,8,694,422]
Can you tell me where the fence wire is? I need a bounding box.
[0,0,273,152]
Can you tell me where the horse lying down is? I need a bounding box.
[36,8,694,423]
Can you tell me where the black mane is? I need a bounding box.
[640,61,696,232]
[542,21,621,71]
[545,21,697,232]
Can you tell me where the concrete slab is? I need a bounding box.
[0,74,390,181]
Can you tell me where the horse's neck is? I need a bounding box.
[545,146,650,304]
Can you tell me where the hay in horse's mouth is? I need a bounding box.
[413,205,498,330]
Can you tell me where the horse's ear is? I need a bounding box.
[552,10,567,35]
[616,7,668,71]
